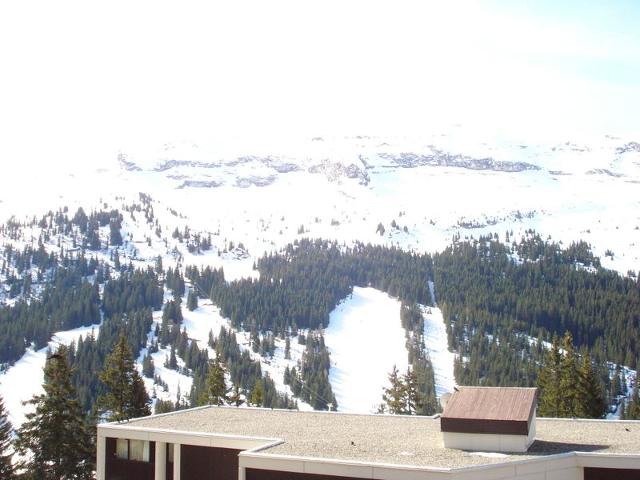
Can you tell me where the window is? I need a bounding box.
[114,439,150,462]
[116,439,129,460]
[129,440,150,462]
[168,443,174,463]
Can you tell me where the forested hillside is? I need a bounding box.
[186,238,439,413]
[1,199,639,427]
[433,232,640,391]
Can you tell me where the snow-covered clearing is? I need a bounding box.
[425,281,457,399]
[0,323,100,428]
[422,310,456,399]
[325,287,409,413]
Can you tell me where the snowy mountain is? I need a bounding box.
[0,129,639,427]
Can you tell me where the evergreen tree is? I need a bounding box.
[626,373,640,420]
[537,337,562,417]
[611,365,622,401]
[559,332,578,417]
[284,336,291,360]
[0,393,15,479]
[98,335,151,421]
[403,368,420,415]
[382,365,406,415]
[249,379,264,407]
[575,353,606,418]
[142,353,155,378]
[186,290,198,311]
[109,219,123,246]
[199,358,228,406]
[16,346,93,479]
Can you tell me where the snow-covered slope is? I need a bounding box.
[1,129,639,426]
[324,287,409,413]
[2,131,640,275]
[0,324,100,427]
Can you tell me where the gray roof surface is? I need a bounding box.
[122,406,640,469]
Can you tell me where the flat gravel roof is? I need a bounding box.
[121,406,640,469]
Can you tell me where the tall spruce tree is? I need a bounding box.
[249,379,264,407]
[559,332,578,417]
[186,290,198,311]
[575,353,606,418]
[382,365,407,414]
[403,368,422,415]
[538,334,606,419]
[199,358,228,406]
[0,393,15,479]
[98,334,151,421]
[537,337,562,417]
[16,346,93,480]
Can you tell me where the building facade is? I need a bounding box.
[97,405,640,480]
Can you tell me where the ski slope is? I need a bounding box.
[325,287,409,413]
[425,281,457,399]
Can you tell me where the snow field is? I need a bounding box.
[324,287,409,413]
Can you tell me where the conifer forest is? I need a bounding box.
[0,200,640,477]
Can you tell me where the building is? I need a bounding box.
[440,387,537,453]
[97,402,640,480]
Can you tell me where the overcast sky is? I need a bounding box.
[1,0,639,173]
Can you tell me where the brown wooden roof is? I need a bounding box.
[441,387,537,436]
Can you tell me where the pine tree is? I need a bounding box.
[249,379,264,407]
[622,361,640,420]
[284,336,291,360]
[98,334,151,421]
[16,346,93,479]
[537,337,562,417]
[142,353,155,378]
[611,364,622,401]
[403,368,420,415]
[168,346,178,370]
[559,332,578,417]
[0,393,15,479]
[575,353,606,418]
[199,358,228,406]
[186,290,198,311]
[382,365,407,414]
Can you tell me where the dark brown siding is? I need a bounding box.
[180,445,241,480]
[105,438,155,480]
[584,467,640,480]
[440,417,529,435]
[166,443,173,480]
[246,469,369,480]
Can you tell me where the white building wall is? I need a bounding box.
[442,431,530,453]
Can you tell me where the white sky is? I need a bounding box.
[1,1,639,174]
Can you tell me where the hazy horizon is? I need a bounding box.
[1,0,639,175]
